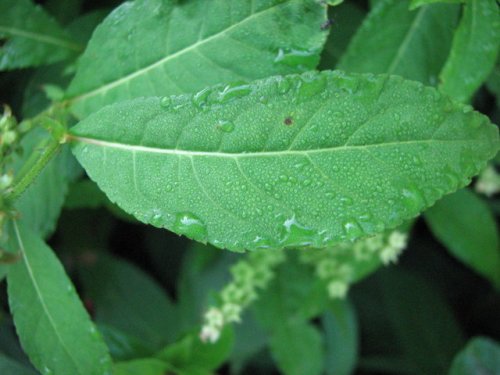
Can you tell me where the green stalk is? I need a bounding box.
[3,134,62,202]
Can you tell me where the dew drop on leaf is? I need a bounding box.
[160,96,171,108]
[217,119,235,133]
[173,212,208,242]
[342,219,364,241]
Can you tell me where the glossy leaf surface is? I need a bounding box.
[6,222,112,375]
[338,0,459,86]
[0,0,80,70]
[66,0,327,118]
[440,0,500,103]
[425,188,500,288]
[70,71,499,251]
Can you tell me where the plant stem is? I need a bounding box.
[4,135,62,202]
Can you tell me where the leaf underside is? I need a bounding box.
[70,71,499,252]
[66,0,328,118]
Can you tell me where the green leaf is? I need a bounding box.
[424,188,500,288]
[439,0,500,103]
[322,301,358,375]
[6,222,112,375]
[338,0,459,86]
[449,336,500,375]
[0,352,37,375]
[97,324,155,362]
[0,0,81,70]
[70,71,499,251]
[229,312,268,374]
[79,254,177,350]
[269,320,324,375]
[66,0,328,118]
[409,0,463,10]
[355,268,465,374]
[12,129,78,239]
[156,327,234,374]
[113,358,172,375]
[318,2,366,69]
[254,254,328,327]
[64,180,136,222]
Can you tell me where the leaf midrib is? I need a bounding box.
[70,135,482,158]
[0,26,81,51]
[68,2,288,104]
[387,6,428,75]
[13,222,83,375]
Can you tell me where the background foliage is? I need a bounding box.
[0,0,499,374]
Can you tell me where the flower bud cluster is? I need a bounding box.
[475,165,500,197]
[200,249,285,343]
[0,106,22,237]
[300,230,408,299]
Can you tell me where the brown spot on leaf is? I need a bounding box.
[284,117,293,126]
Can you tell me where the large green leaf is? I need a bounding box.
[70,71,498,251]
[269,320,324,375]
[322,301,358,375]
[449,336,500,375]
[439,0,500,103]
[113,358,172,375]
[318,2,366,69]
[66,0,328,119]
[6,222,112,375]
[424,188,500,288]
[0,352,37,375]
[156,327,234,374]
[354,268,465,374]
[409,0,463,9]
[79,254,177,350]
[0,0,80,70]
[338,0,459,86]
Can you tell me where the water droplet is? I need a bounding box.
[217,119,235,133]
[259,96,269,104]
[296,72,327,100]
[400,187,425,212]
[192,87,211,108]
[173,212,208,242]
[217,84,252,103]
[342,220,364,241]
[274,47,318,69]
[279,216,320,247]
[251,236,276,250]
[339,196,353,206]
[160,96,172,108]
[277,77,291,94]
